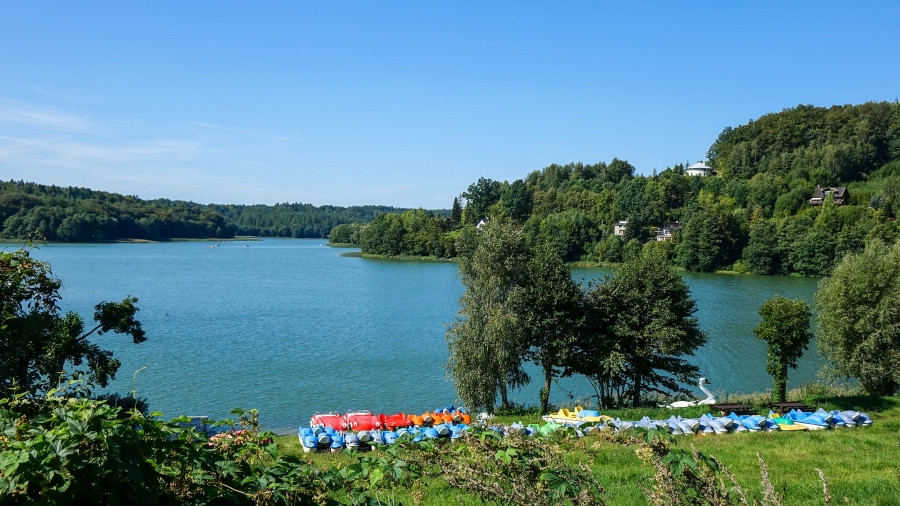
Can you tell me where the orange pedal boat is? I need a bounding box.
[410,412,437,427]
[380,413,413,429]
[434,406,471,425]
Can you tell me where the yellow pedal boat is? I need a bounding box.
[771,416,807,431]
[541,406,610,425]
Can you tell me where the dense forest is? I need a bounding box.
[0,181,415,242]
[208,203,410,238]
[352,101,900,276]
[0,181,235,241]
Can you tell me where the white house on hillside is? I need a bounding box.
[613,220,628,237]
[686,162,712,177]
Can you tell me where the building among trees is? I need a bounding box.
[685,162,712,176]
[809,186,850,206]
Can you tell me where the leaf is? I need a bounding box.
[369,467,384,488]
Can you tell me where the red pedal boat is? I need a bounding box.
[310,412,345,431]
[380,413,413,429]
[344,410,381,431]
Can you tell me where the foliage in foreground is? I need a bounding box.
[815,239,900,395]
[0,246,146,398]
[0,389,331,505]
[1,386,856,506]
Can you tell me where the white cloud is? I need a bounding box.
[0,136,209,166]
[0,100,93,131]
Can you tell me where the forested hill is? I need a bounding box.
[0,180,413,241]
[207,203,409,238]
[355,101,900,277]
[0,181,235,241]
[708,101,900,181]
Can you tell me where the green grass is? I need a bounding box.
[273,394,900,505]
[326,242,358,248]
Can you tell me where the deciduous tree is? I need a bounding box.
[512,242,584,414]
[815,240,900,395]
[445,220,530,411]
[753,296,813,402]
[586,249,707,407]
[463,177,502,223]
[500,179,533,224]
[0,246,146,396]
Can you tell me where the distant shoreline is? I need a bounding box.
[0,236,266,246]
[340,251,458,263]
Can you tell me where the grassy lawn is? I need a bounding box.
[273,395,900,505]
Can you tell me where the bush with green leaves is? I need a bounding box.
[0,245,146,398]
[400,427,606,506]
[0,385,333,505]
[815,239,900,395]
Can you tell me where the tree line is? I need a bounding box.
[352,101,900,277]
[209,202,413,238]
[0,180,416,241]
[0,181,235,241]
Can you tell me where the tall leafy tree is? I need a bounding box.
[677,209,741,272]
[0,246,146,396]
[743,220,780,274]
[512,242,584,414]
[445,219,530,411]
[463,177,502,223]
[587,249,707,407]
[500,179,533,223]
[815,240,900,395]
[753,296,813,401]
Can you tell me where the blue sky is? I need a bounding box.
[1,2,898,208]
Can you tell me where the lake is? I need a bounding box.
[21,238,821,434]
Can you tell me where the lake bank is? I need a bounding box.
[340,251,459,263]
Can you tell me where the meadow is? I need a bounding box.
[274,393,900,505]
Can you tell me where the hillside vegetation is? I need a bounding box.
[0,180,413,241]
[0,181,235,241]
[354,101,900,276]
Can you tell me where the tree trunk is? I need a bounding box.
[499,379,509,409]
[775,361,788,402]
[632,363,643,408]
[540,366,552,415]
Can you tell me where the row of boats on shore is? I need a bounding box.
[297,405,873,453]
[540,406,873,435]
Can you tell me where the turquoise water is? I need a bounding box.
[23,239,821,433]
